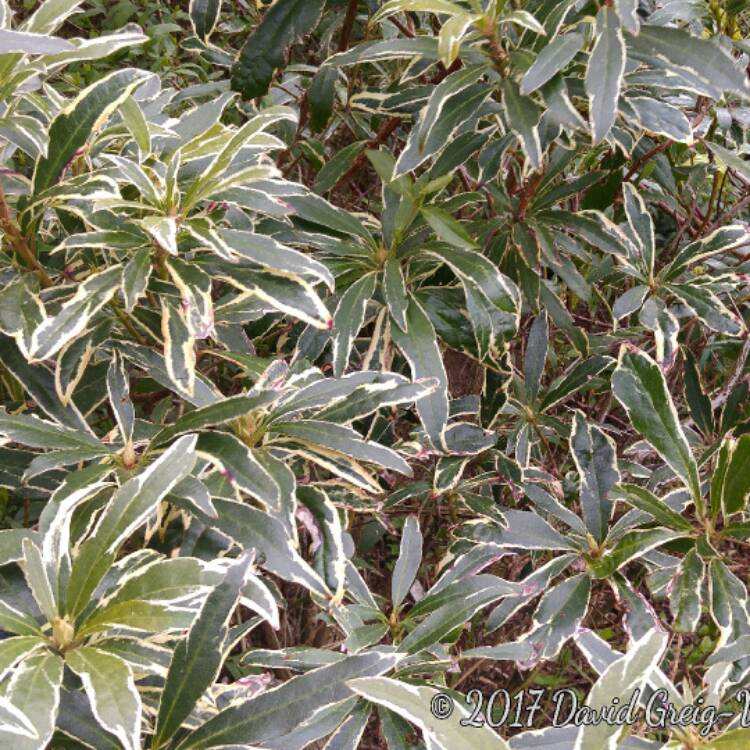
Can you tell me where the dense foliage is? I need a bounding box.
[2,0,750,748]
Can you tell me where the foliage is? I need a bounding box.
[1,0,750,748]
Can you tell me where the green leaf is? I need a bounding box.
[576,629,668,750]
[219,229,334,290]
[383,258,409,332]
[589,528,682,578]
[176,651,401,749]
[118,91,150,152]
[665,224,749,280]
[189,0,221,40]
[684,350,713,437]
[22,0,84,34]
[32,68,147,195]
[612,348,701,508]
[0,599,43,637]
[331,274,377,377]
[0,635,46,679]
[0,653,64,750]
[272,419,411,475]
[628,25,750,99]
[394,65,490,177]
[0,27,73,54]
[349,677,510,750]
[196,432,281,506]
[669,547,704,633]
[76,599,195,637]
[152,391,276,448]
[107,351,134,445]
[30,266,122,361]
[570,411,620,543]
[702,729,750,750]
[612,483,692,532]
[524,313,548,401]
[66,435,197,616]
[401,577,517,653]
[585,7,625,145]
[161,299,196,399]
[390,296,448,451]
[309,65,338,133]
[210,498,328,596]
[501,79,543,169]
[421,206,476,250]
[121,247,152,312]
[154,554,251,747]
[391,516,422,609]
[231,0,325,99]
[521,32,584,95]
[65,646,141,750]
[720,434,750,516]
[0,409,102,451]
[21,537,57,623]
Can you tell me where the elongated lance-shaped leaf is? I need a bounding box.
[66,435,197,616]
[210,498,328,597]
[622,182,655,276]
[0,27,73,54]
[422,244,520,320]
[585,7,625,145]
[0,408,102,451]
[154,553,252,748]
[521,32,584,95]
[196,432,281,507]
[665,224,750,280]
[21,538,57,624]
[121,247,152,312]
[390,295,448,451]
[29,266,122,361]
[220,229,334,290]
[383,257,408,332]
[350,677,510,750]
[297,486,347,604]
[391,515,422,609]
[402,577,518,654]
[176,650,402,749]
[331,273,377,378]
[394,64,490,177]
[0,599,44,636]
[65,647,141,750]
[106,350,134,445]
[272,420,412,475]
[628,25,750,99]
[166,257,215,340]
[32,68,148,194]
[152,391,276,448]
[231,0,325,98]
[612,348,702,509]
[161,299,197,399]
[612,483,692,532]
[570,411,620,543]
[189,0,221,40]
[669,547,704,633]
[0,653,64,750]
[574,629,668,750]
[502,79,543,169]
[486,574,590,665]
[524,312,548,402]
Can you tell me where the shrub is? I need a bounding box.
[1,0,750,748]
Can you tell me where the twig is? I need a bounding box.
[338,0,359,52]
[0,180,53,288]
